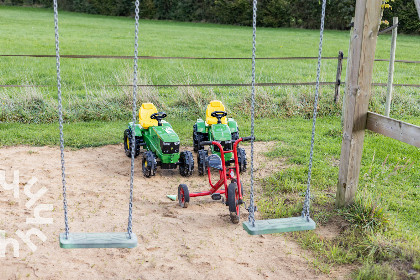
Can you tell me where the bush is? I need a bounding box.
[382,0,420,34]
[2,0,418,34]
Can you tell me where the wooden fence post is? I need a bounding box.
[342,17,355,127]
[336,0,383,207]
[385,17,398,117]
[334,51,344,103]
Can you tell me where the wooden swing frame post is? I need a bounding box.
[336,0,420,207]
[336,0,384,207]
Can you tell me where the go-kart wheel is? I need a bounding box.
[228,182,240,224]
[124,129,140,158]
[178,184,189,208]
[197,149,208,176]
[179,151,194,177]
[142,151,157,178]
[237,147,247,173]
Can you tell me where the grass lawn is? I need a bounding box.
[1,6,419,279]
[1,6,419,90]
[1,6,419,124]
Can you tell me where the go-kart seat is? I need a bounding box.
[139,103,158,129]
[206,100,228,125]
[206,154,223,170]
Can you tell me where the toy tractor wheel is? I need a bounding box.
[178,184,190,208]
[197,149,208,176]
[228,182,240,224]
[237,147,247,173]
[179,151,194,177]
[142,151,157,178]
[231,131,239,141]
[193,124,204,152]
[124,129,140,158]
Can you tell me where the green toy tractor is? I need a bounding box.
[193,100,246,176]
[124,103,194,177]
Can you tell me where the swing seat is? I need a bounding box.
[59,232,138,249]
[243,216,316,235]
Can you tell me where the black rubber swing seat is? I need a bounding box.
[243,216,316,235]
[59,232,138,249]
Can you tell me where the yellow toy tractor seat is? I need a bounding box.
[139,103,158,129]
[206,100,228,125]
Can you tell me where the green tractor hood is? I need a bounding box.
[211,123,232,141]
[152,125,180,143]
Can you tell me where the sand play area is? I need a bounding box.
[1,143,347,279]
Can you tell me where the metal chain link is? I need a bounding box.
[127,0,140,239]
[53,0,69,239]
[53,0,141,239]
[302,0,327,220]
[248,0,258,227]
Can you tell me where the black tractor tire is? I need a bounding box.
[197,149,208,176]
[228,182,240,224]
[193,124,205,152]
[179,151,194,177]
[124,129,140,158]
[178,184,190,208]
[231,131,239,142]
[142,151,157,178]
[237,147,247,174]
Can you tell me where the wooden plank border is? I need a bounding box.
[366,112,420,148]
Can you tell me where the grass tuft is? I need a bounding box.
[342,193,392,232]
[353,263,397,280]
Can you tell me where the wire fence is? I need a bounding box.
[2,82,420,88]
[1,54,419,88]
[0,54,419,63]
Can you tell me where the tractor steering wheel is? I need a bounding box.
[211,111,227,124]
[150,112,167,126]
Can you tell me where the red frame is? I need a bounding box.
[189,138,244,202]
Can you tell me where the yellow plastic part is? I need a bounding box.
[139,103,158,129]
[206,100,227,125]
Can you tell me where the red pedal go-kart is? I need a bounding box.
[178,136,254,224]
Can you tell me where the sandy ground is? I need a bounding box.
[0,143,348,280]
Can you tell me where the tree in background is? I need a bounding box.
[382,0,420,34]
[1,0,418,33]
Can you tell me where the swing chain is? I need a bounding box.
[302,0,327,220]
[53,0,69,239]
[127,0,140,239]
[243,200,257,213]
[248,0,258,227]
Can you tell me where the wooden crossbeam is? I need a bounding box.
[366,112,420,148]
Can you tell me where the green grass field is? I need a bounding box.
[2,6,420,86]
[1,6,419,279]
[0,6,419,124]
